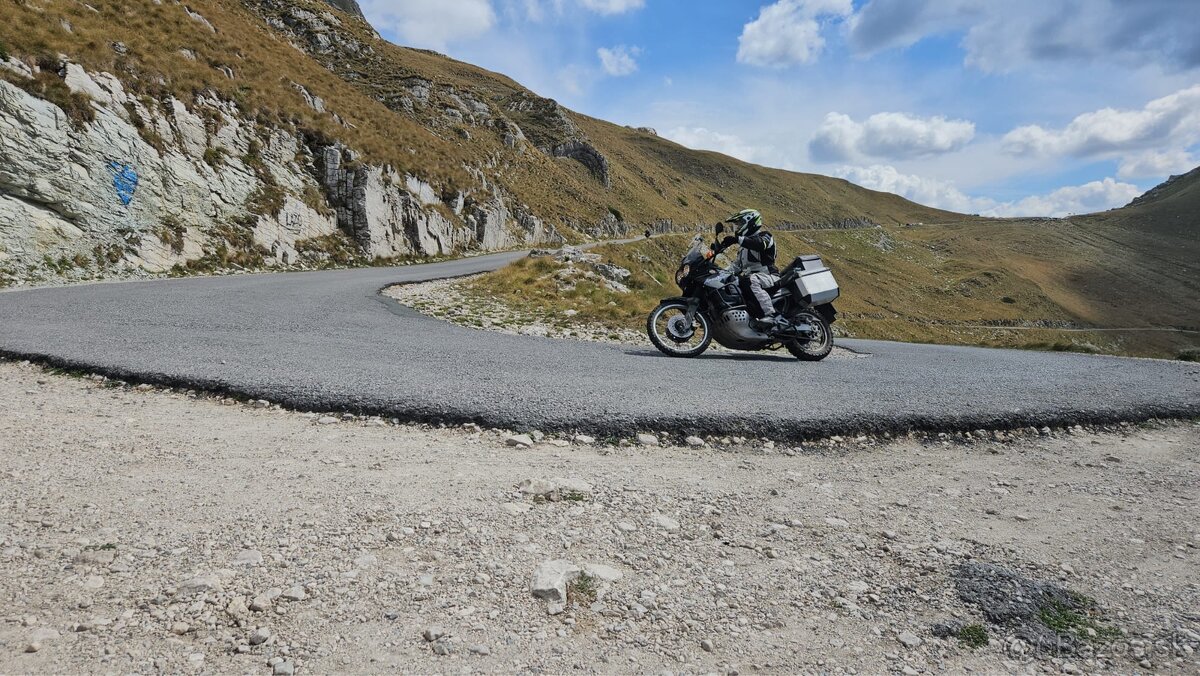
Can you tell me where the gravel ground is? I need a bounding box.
[1,360,1198,675]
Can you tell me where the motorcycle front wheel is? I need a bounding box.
[647,302,712,358]
[785,310,833,361]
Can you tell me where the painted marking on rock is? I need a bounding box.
[107,161,138,206]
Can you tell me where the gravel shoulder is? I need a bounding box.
[2,361,1197,674]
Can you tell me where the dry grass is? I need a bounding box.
[466,220,1199,359]
[0,0,471,186]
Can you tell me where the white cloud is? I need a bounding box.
[360,0,496,50]
[1118,149,1196,179]
[847,0,1200,72]
[810,111,975,162]
[663,127,774,165]
[1003,85,1200,160]
[990,178,1142,217]
[597,45,641,77]
[835,164,988,213]
[737,0,853,68]
[836,165,1141,217]
[580,0,644,14]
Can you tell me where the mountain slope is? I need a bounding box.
[243,0,960,229]
[455,170,1198,359]
[0,0,961,285]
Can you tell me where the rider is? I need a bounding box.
[720,209,786,331]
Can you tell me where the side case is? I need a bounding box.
[792,256,840,305]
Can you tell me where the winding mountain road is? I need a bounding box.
[1,251,1197,439]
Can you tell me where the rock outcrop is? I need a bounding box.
[0,58,563,282]
[321,0,365,19]
[0,66,338,278]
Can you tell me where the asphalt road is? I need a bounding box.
[1,252,1197,439]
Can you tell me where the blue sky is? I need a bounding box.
[359,0,1200,217]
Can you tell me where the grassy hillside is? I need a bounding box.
[0,0,961,245]
[465,206,1199,359]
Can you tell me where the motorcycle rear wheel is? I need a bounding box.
[647,302,712,358]
[785,310,833,361]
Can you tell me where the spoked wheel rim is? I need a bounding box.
[647,303,711,357]
[787,311,833,360]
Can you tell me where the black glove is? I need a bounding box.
[720,235,739,248]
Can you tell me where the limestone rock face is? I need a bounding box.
[0,61,564,282]
[0,68,337,278]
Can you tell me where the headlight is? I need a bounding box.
[675,265,690,285]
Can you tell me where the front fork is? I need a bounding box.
[682,295,702,327]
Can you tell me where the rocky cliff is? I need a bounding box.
[0,56,561,283]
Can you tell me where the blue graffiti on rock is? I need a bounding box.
[107,161,139,206]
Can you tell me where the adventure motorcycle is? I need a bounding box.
[646,224,840,360]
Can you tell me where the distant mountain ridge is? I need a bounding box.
[1125,165,1200,209]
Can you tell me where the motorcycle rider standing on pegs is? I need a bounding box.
[719,209,788,332]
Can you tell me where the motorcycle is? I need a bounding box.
[646,224,840,360]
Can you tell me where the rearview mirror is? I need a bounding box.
[715,223,724,235]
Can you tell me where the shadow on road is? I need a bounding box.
[622,349,797,363]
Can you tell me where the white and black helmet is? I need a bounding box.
[726,208,763,237]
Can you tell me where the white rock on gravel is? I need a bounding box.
[573,434,596,444]
[530,560,581,615]
[518,478,557,496]
[582,562,623,582]
[233,549,264,566]
[636,433,660,446]
[248,627,272,646]
[685,436,706,447]
[177,572,224,595]
[651,514,680,532]
[250,588,281,611]
[552,477,593,497]
[505,434,535,448]
[898,630,923,648]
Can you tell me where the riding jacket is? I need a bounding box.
[731,231,778,275]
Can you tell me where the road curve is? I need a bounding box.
[1,252,1198,439]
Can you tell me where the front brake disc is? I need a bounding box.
[666,315,695,341]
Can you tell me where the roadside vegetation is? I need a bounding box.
[463,219,1199,360]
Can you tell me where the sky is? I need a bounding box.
[357,0,1200,217]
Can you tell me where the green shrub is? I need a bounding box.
[956,624,988,649]
[203,146,226,169]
